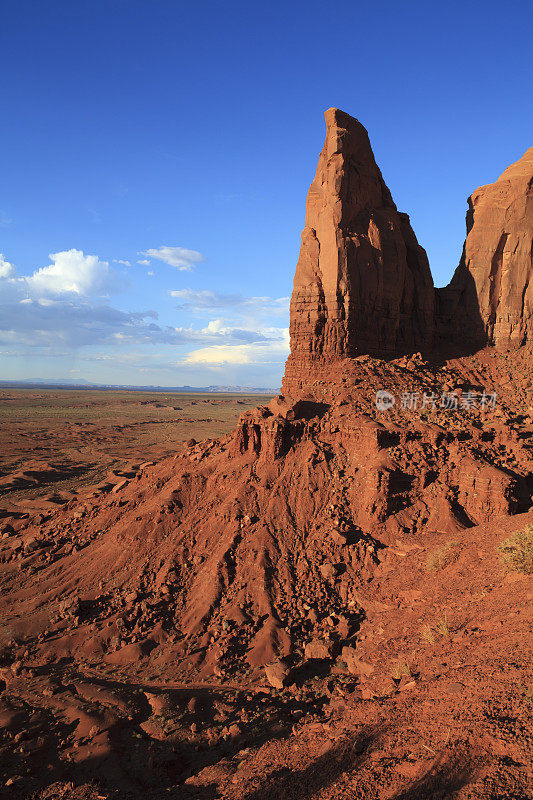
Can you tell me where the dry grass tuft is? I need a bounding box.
[421,613,452,644]
[421,624,435,644]
[425,541,460,571]
[435,613,451,639]
[498,525,533,574]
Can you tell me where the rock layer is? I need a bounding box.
[437,147,533,350]
[283,109,434,396]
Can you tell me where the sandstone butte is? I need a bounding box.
[0,109,531,800]
[284,108,532,397]
[285,108,435,367]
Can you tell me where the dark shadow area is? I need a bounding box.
[285,400,330,421]
[239,725,383,800]
[377,429,401,448]
[390,752,473,800]
[0,665,333,800]
[288,658,333,685]
[431,264,488,364]
[343,265,488,367]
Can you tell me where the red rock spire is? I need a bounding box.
[283,108,435,395]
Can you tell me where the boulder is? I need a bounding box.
[264,659,290,689]
[341,646,374,677]
[304,639,331,660]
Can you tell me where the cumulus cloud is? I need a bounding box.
[185,345,256,365]
[0,249,147,348]
[137,259,151,266]
[0,255,15,279]
[0,253,279,351]
[0,249,126,307]
[140,246,205,271]
[0,300,162,348]
[0,248,288,384]
[185,327,289,365]
[113,259,131,266]
[25,249,124,297]
[169,289,289,314]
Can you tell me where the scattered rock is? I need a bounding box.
[264,659,290,689]
[305,640,331,660]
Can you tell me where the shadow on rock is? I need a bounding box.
[390,751,473,800]
[238,726,383,800]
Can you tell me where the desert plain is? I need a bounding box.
[0,388,272,517]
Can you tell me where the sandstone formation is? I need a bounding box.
[1,111,532,800]
[285,110,532,395]
[437,146,533,351]
[283,108,435,396]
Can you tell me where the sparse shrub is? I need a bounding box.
[421,613,451,643]
[498,526,533,574]
[391,659,417,681]
[425,541,460,571]
[391,661,408,681]
[435,613,451,639]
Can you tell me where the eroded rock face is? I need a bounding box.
[283,108,435,395]
[437,147,533,350]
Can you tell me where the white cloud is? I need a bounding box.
[0,247,289,387]
[0,255,15,279]
[185,345,255,365]
[113,259,131,266]
[26,249,123,297]
[0,301,162,348]
[140,246,205,271]
[169,288,289,314]
[137,259,151,265]
[0,253,282,350]
[185,328,289,365]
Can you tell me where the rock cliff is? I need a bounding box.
[437,147,533,350]
[285,111,532,396]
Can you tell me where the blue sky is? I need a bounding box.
[1,0,531,388]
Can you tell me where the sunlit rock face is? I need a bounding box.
[437,147,533,351]
[283,108,435,396]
